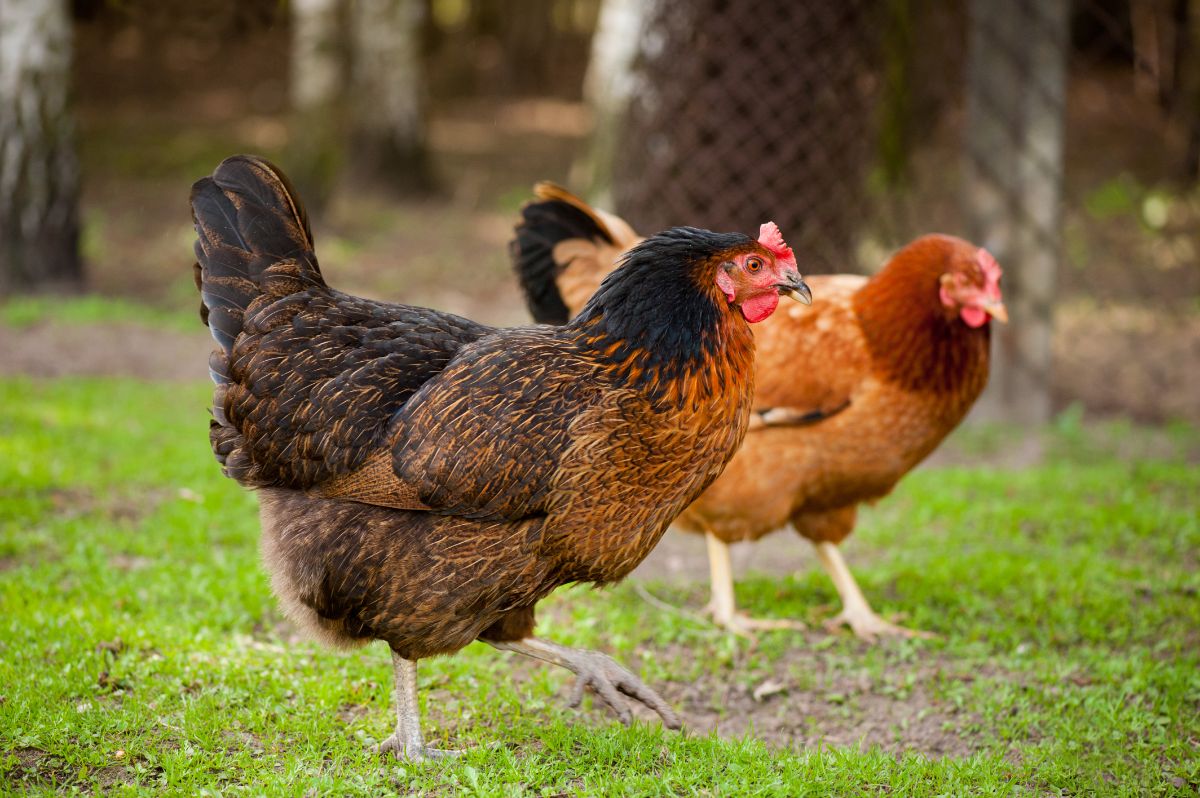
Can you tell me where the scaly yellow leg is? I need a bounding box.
[812,541,935,642]
[701,531,805,636]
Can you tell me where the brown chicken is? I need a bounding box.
[190,156,809,759]
[512,184,1007,640]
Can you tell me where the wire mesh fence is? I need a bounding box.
[607,0,1199,421]
[612,0,1198,290]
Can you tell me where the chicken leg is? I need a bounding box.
[378,651,460,761]
[487,637,681,729]
[813,541,935,642]
[702,531,805,636]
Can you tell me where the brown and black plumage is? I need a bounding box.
[191,156,809,759]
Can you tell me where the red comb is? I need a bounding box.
[758,222,795,266]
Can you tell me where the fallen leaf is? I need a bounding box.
[752,678,788,702]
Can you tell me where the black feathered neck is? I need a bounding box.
[570,227,755,401]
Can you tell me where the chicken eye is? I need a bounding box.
[746,257,763,273]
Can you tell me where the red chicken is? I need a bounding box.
[190,157,809,758]
[512,183,1007,640]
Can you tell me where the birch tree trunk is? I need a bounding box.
[964,0,1068,425]
[0,0,82,293]
[289,0,346,209]
[572,0,654,205]
[348,0,432,194]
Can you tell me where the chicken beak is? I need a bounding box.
[984,300,1008,323]
[779,275,812,305]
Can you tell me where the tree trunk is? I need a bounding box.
[471,0,557,95]
[572,0,655,205]
[0,0,82,294]
[288,0,347,210]
[1175,0,1200,181]
[347,0,433,194]
[877,0,915,189]
[964,0,1068,426]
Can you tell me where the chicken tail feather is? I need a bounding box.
[510,182,617,325]
[190,155,324,357]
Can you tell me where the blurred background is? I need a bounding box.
[1,0,1197,426]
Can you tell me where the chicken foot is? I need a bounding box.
[488,637,681,730]
[813,541,936,642]
[702,532,806,636]
[379,651,461,761]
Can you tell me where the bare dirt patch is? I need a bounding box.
[3,748,60,792]
[337,702,372,726]
[0,747,136,794]
[665,652,984,758]
[0,322,213,382]
[109,553,154,572]
[92,763,138,792]
[25,485,169,530]
[8,747,55,775]
[407,591,992,760]
[221,730,265,756]
[454,642,988,759]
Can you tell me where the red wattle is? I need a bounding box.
[741,292,779,323]
[961,306,988,328]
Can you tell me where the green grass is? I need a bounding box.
[1,377,1197,796]
[0,296,196,333]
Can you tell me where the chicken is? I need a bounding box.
[190,156,810,759]
[511,183,1007,641]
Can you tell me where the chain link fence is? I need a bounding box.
[609,0,1199,421]
[612,0,1197,279]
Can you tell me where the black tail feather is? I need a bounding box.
[191,155,323,358]
[510,183,614,325]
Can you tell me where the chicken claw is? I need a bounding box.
[813,542,937,644]
[488,637,681,730]
[563,648,681,728]
[703,603,807,639]
[378,734,461,762]
[824,608,937,644]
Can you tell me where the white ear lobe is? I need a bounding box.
[715,270,737,302]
